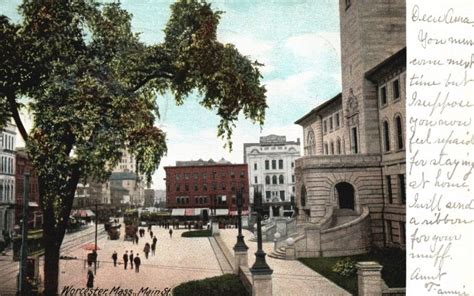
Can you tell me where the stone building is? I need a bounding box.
[0,121,16,243]
[164,159,249,215]
[243,135,300,216]
[287,0,406,258]
[110,172,143,206]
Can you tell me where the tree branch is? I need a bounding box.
[128,70,174,93]
[6,92,29,142]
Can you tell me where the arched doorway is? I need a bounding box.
[335,182,355,210]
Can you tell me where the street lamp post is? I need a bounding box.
[18,173,30,295]
[250,186,273,296]
[233,190,248,252]
[250,186,272,275]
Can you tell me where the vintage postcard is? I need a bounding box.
[0,0,472,295]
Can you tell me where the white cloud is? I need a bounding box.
[264,70,320,105]
[284,32,341,60]
[219,33,276,74]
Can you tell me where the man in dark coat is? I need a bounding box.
[169,229,173,238]
[87,269,94,288]
[134,254,141,272]
[151,242,156,256]
[112,251,118,267]
[129,250,134,269]
[152,236,157,246]
[123,251,128,269]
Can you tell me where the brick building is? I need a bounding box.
[287,0,406,258]
[0,121,16,243]
[164,159,249,215]
[15,148,42,229]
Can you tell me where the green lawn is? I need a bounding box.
[299,248,406,295]
[181,229,212,237]
[173,274,249,296]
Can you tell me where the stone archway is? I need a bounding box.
[335,182,355,210]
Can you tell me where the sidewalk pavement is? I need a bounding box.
[219,229,351,296]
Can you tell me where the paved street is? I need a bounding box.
[219,229,351,296]
[57,225,222,294]
[1,224,351,295]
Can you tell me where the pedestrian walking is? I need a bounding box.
[144,243,150,259]
[169,229,173,238]
[87,269,94,288]
[135,234,139,245]
[152,236,157,246]
[134,254,141,273]
[112,251,118,267]
[129,250,134,269]
[123,251,128,269]
[151,243,156,256]
[150,230,153,239]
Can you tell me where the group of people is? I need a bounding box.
[113,250,142,272]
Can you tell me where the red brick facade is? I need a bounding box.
[164,163,249,212]
[15,149,42,228]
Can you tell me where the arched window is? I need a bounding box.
[330,141,335,155]
[383,120,390,152]
[279,175,284,184]
[272,175,277,184]
[395,115,403,149]
[306,131,315,155]
[265,176,270,185]
[336,138,342,154]
[301,184,306,207]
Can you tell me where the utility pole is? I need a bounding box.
[18,173,30,296]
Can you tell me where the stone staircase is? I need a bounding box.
[268,231,306,260]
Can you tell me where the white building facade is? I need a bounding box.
[244,135,300,209]
[0,121,16,242]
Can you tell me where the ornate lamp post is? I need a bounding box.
[250,185,272,275]
[233,190,248,252]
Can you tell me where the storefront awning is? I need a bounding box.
[71,209,95,217]
[215,209,229,216]
[171,209,185,216]
[229,210,249,216]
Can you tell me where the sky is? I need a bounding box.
[1,0,342,189]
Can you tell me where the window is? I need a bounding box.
[337,138,342,154]
[176,184,180,192]
[306,131,316,156]
[380,86,387,106]
[292,175,295,183]
[193,173,198,179]
[396,116,403,149]
[176,174,180,180]
[278,159,283,169]
[383,120,390,152]
[280,191,285,201]
[386,176,393,203]
[230,171,235,178]
[202,173,207,179]
[265,176,270,185]
[400,222,406,245]
[323,120,327,133]
[185,173,190,180]
[212,183,217,190]
[194,184,198,191]
[279,175,284,184]
[203,184,207,191]
[398,174,406,204]
[351,127,359,154]
[324,143,329,155]
[185,184,189,191]
[330,141,335,155]
[265,160,269,170]
[254,176,258,184]
[254,163,257,170]
[212,172,216,179]
[240,171,245,178]
[329,117,333,130]
[272,175,277,184]
[221,183,226,190]
[335,113,340,128]
[386,221,393,243]
[271,160,276,170]
[301,185,306,207]
[265,191,271,201]
[393,79,400,100]
[291,162,294,168]
[345,0,351,9]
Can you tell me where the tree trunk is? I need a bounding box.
[43,225,62,295]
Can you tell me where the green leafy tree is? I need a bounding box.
[0,0,266,293]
